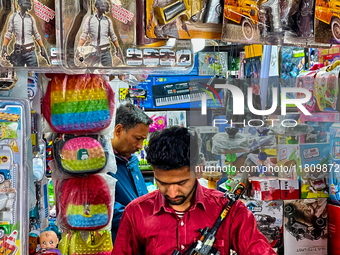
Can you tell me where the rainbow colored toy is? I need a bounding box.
[53,135,108,174]
[42,74,115,134]
[59,175,112,230]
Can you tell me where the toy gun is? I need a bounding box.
[171,181,246,255]
[154,0,201,25]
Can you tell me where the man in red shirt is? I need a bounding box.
[112,127,276,255]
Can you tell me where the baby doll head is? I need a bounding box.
[39,231,59,250]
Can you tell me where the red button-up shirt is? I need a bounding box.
[112,181,276,255]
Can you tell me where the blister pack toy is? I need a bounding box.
[59,230,113,255]
[0,0,56,68]
[145,0,222,40]
[57,0,194,73]
[56,174,114,231]
[0,99,31,255]
[277,144,300,179]
[314,61,340,112]
[145,111,166,132]
[198,52,228,77]
[53,134,114,175]
[42,74,115,134]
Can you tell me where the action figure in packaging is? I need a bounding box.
[0,0,53,67]
[76,0,123,67]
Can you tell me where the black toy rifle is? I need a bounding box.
[171,181,246,255]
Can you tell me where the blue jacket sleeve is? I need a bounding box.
[111,200,125,245]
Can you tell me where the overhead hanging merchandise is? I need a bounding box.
[145,0,223,39]
[0,0,57,68]
[57,0,194,74]
[221,0,330,47]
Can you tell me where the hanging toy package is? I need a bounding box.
[0,99,31,255]
[42,73,116,135]
[145,0,223,40]
[0,0,56,68]
[57,0,194,73]
[52,133,116,175]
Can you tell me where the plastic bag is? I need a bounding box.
[52,133,116,175]
[212,133,249,154]
[268,123,314,136]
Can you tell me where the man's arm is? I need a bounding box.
[229,201,277,255]
[112,204,141,254]
[111,201,125,245]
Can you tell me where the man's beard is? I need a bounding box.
[165,182,197,206]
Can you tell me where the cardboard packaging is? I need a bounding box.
[283,198,328,255]
[250,177,280,201]
[328,204,340,255]
[279,178,299,200]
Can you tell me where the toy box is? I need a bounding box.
[191,126,219,166]
[145,111,167,132]
[198,52,228,77]
[295,70,317,112]
[145,0,222,40]
[250,177,280,201]
[329,123,340,205]
[241,199,283,250]
[166,111,186,128]
[314,63,340,112]
[299,144,330,199]
[0,0,56,68]
[277,144,300,179]
[284,198,328,255]
[300,112,340,143]
[328,204,340,255]
[279,178,299,200]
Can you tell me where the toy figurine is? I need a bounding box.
[76,0,123,67]
[1,0,50,67]
[35,231,61,255]
[29,234,39,255]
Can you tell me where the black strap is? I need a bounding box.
[97,16,100,46]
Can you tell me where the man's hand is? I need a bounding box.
[116,47,123,60]
[2,46,7,58]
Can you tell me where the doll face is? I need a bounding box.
[40,231,58,249]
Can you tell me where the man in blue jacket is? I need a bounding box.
[109,103,152,244]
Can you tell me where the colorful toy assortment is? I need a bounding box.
[145,111,167,132]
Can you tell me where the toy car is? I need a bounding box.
[284,204,327,241]
[254,214,281,240]
[315,0,340,42]
[0,222,11,239]
[0,146,14,184]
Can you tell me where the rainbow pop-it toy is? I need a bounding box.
[53,135,108,174]
[59,175,112,230]
[43,74,115,134]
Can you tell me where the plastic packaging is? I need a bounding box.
[59,230,113,255]
[52,133,116,175]
[212,132,249,154]
[268,123,314,136]
[51,159,117,232]
[56,0,194,73]
[146,0,223,39]
[0,98,31,255]
[0,0,56,68]
[42,73,116,135]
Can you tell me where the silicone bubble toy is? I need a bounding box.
[54,135,108,174]
[60,175,112,230]
[43,74,115,134]
[69,231,113,255]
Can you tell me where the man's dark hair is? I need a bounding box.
[145,127,199,170]
[115,103,152,131]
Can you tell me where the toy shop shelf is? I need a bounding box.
[200,45,245,54]
[141,170,154,176]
